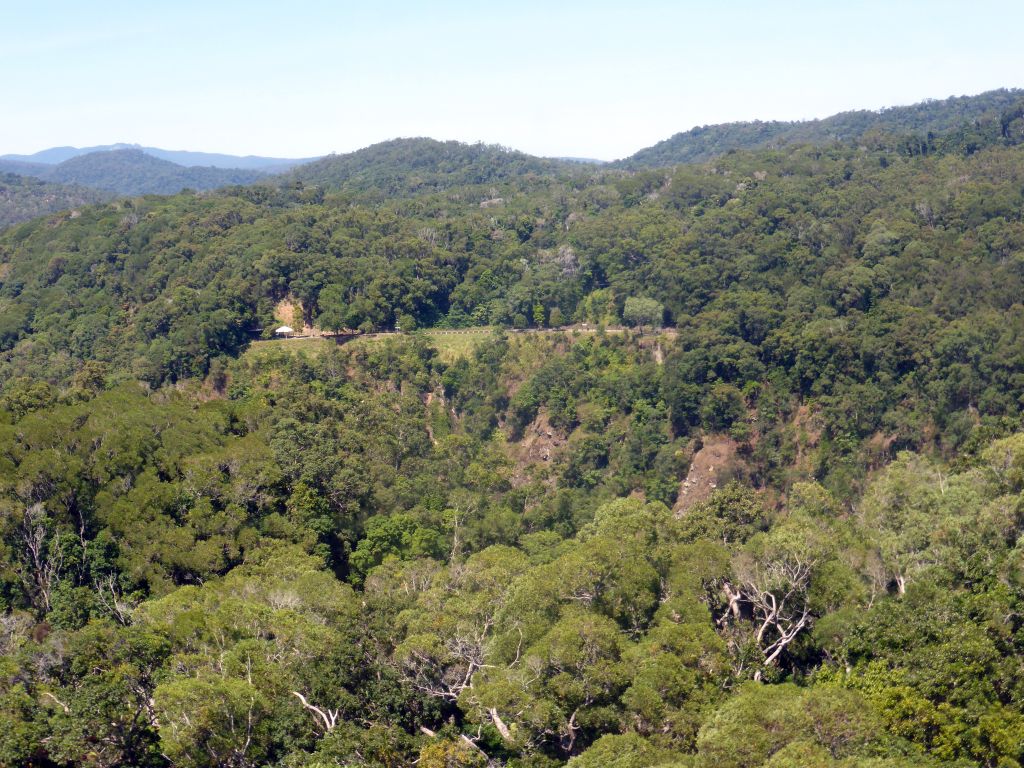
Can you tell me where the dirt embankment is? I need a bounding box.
[673,435,739,516]
[274,298,318,336]
[423,391,447,446]
[791,404,824,475]
[508,411,566,487]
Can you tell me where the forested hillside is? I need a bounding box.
[289,138,583,197]
[4,118,1024,479]
[4,331,1024,768]
[1,143,313,171]
[0,149,269,196]
[619,87,1024,167]
[3,102,1024,768]
[0,173,109,230]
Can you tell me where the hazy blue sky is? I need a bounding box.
[2,0,1022,160]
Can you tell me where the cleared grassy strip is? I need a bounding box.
[243,327,499,364]
[242,336,332,360]
[420,328,496,363]
[243,326,674,365]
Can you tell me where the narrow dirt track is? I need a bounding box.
[252,325,678,343]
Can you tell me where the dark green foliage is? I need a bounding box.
[0,325,1022,767]
[3,103,1024,767]
[618,88,1024,167]
[290,138,585,198]
[2,118,1024,487]
[622,296,664,328]
[0,172,109,230]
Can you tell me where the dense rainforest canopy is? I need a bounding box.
[616,87,1024,167]
[0,174,109,231]
[2,93,1024,767]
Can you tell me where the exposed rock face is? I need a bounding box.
[674,435,739,516]
[509,411,566,487]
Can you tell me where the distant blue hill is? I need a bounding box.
[0,149,273,196]
[0,144,317,171]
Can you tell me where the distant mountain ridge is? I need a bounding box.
[0,149,270,196]
[616,87,1024,167]
[2,87,1022,203]
[1,143,316,171]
